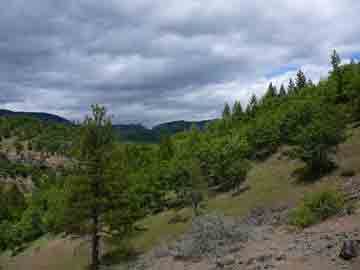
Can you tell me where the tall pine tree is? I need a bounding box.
[65,105,142,270]
[295,70,307,91]
[222,103,231,119]
[288,78,296,95]
[330,49,344,102]
[279,84,287,97]
[232,101,244,121]
[246,94,258,116]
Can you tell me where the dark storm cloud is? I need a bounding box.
[0,0,360,125]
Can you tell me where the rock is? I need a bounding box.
[339,240,358,260]
[275,253,286,261]
[257,254,273,263]
[217,255,236,267]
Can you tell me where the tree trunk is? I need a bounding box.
[91,212,100,270]
[91,171,101,270]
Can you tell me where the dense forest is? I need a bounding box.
[1,50,360,270]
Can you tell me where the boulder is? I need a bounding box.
[339,240,358,260]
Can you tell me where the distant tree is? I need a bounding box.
[279,84,287,97]
[265,82,277,99]
[232,101,244,121]
[330,49,344,102]
[246,94,258,116]
[288,78,296,95]
[222,103,231,119]
[331,49,341,71]
[295,70,307,91]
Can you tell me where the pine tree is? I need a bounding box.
[265,82,277,98]
[249,94,258,108]
[331,49,341,71]
[222,103,231,119]
[246,94,258,116]
[288,78,296,95]
[279,84,287,97]
[64,105,140,270]
[295,70,307,91]
[232,101,244,120]
[330,49,344,102]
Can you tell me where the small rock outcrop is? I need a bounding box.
[339,240,359,260]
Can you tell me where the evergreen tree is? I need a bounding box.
[331,49,341,71]
[265,82,277,98]
[295,70,307,91]
[222,103,231,119]
[279,84,287,97]
[249,94,258,109]
[330,49,344,102]
[64,105,139,270]
[232,101,244,121]
[245,94,258,117]
[288,78,296,95]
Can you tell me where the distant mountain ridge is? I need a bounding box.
[114,120,213,143]
[0,109,71,124]
[0,109,213,143]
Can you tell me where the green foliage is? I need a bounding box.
[279,84,287,97]
[293,104,346,174]
[64,105,145,269]
[290,189,345,228]
[232,101,244,121]
[295,69,307,91]
[247,115,281,158]
[222,103,231,119]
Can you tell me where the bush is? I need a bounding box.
[290,189,345,228]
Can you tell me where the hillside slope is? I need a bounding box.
[2,126,360,270]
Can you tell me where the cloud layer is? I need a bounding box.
[0,0,360,126]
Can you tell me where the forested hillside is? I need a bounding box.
[1,50,360,270]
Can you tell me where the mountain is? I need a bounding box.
[0,109,213,142]
[114,120,213,143]
[0,109,71,124]
[113,124,158,143]
[152,120,212,135]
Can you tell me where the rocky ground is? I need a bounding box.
[117,207,360,270]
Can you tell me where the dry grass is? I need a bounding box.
[0,235,90,270]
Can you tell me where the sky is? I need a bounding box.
[0,0,360,126]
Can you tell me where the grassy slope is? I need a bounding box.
[2,127,360,270]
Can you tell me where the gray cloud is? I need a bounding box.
[0,0,360,126]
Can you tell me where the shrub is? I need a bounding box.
[290,189,345,228]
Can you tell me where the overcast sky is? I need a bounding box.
[0,0,360,126]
